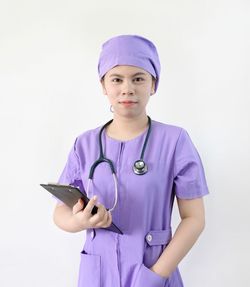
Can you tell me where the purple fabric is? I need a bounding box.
[98,35,161,91]
[58,120,209,287]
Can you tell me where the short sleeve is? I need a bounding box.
[173,129,209,199]
[57,138,84,191]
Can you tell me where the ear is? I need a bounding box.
[101,79,107,95]
[150,78,156,95]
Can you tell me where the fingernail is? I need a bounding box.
[93,195,97,201]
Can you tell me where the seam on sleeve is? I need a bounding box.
[72,137,81,179]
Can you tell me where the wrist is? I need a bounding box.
[150,264,170,279]
[70,214,87,232]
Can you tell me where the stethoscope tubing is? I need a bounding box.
[86,116,151,211]
[86,173,118,212]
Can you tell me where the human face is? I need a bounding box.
[101,65,155,119]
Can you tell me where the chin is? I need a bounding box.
[117,111,143,119]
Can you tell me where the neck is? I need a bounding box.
[106,114,149,141]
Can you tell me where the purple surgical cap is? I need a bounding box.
[98,35,161,92]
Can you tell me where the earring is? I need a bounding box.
[110,105,114,113]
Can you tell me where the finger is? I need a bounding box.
[89,204,106,226]
[72,199,84,215]
[94,209,109,228]
[96,210,112,228]
[106,211,112,227]
[96,203,106,218]
[84,196,98,215]
[103,211,112,228]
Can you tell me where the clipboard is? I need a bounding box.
[40,183,123,235]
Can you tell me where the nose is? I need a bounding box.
[121,80,134,96]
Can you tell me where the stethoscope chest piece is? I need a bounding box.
[133,160,148,175]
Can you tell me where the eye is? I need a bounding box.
[111,78,122,83]
[133,77,145,82]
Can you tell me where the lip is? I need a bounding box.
[119,101,138,107]
[119,100,138,103]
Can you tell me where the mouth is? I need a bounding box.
[119,100,138,107]
[119,100,137,103]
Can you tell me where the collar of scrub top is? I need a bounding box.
[86,116,152,212]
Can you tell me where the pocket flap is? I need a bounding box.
[145,229,172,246]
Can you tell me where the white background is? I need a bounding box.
[0,0,249,286]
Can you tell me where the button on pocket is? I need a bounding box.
[146,233,153,243]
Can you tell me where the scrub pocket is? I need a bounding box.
[143,229,172,268]
[133,263,169,287]
[77,251,101,287]
[132,229,172,287]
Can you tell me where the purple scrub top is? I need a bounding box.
[58,120,209,287]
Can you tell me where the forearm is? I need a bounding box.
[151,216,205,278]
[53,204,85,233]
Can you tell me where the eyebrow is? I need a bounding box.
[108,72,147,78]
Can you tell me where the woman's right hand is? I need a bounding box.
[72,196,112,231]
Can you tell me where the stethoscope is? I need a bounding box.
[86,116,152,212]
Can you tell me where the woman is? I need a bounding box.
[53,35,209,287]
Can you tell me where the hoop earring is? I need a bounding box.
[110,105,114,113]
